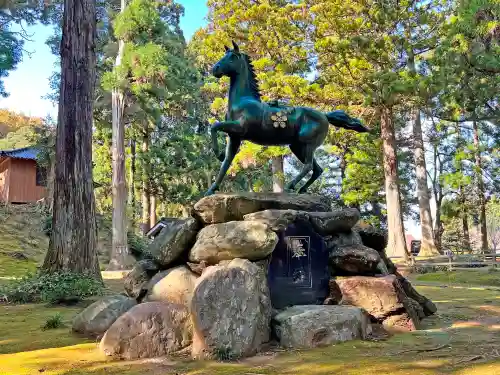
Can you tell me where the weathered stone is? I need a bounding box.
[396,272,437,316]
[186,261,208,275]
[336,276,404,319]
[325,230,363,249]
[72,295,136,338]
[147,218,199,267]
[100,302,192,360]
[308,209,360,235]
[123,259,160,300]
[272,305,372,349]
[354,222,388,252]
[145,266,198,307]
[268,219,329,309]
[382,313,418,333]
[243,209,310,232]
[188,221,278,264]
[406,297,426,320]
[193,192,330,224]
[329,244,381,275]
[190,259,271,359]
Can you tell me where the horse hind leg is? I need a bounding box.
[286,143,320,193]
[299,159,323,193]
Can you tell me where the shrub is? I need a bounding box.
[42,313,64,330]
[0,271,104,304]
[214,347,238,361]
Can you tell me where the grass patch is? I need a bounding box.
[0,282,500,375]
[416,269,500,287]
[41,313,65,330]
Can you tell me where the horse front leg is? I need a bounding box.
[205,136,242,196]
[211,120,243,162]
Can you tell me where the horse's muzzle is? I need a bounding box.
[212,64,223,78]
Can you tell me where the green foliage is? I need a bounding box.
[0,271,104,304]
[41,313,64,330]
[214,347,238,361]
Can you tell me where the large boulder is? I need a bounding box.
[190,259,271,359]
[193,192,330,224]
[308,209,360,236]
[329,244,381,275]
[145,266,198,308]
[325,230,363,249]
[272,305,372,349]
[336,275,405,320]
[336,275,421,331]
[353,222,388,252]
[72,295,136,338]
[100,302,192,360]
[188,221,278,264]
[123,259,160,300]
[147,218,199,267]
[243,209,310,232]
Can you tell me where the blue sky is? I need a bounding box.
[0,0,208,119]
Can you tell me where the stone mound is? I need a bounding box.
[70,192,436,361]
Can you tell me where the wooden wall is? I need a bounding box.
[2,159,46,203]
[0,157,10,203]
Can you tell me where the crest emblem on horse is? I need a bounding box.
[206,41,369,196]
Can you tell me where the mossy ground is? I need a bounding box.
[1,276,500,375]
[416,269,500,287]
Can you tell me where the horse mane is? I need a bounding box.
[242,54,261,101]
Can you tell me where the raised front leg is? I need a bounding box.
[205,136,242,196]
[210,120,244,161]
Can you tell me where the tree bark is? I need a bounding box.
[271,155,284,192]
[412,110,439,256]
[380,106,410,262]
[42,0,101,280]
[150,194,157,228]
[128,138,136,221]
[107,0,129,271]
[141,131,150,236]
[456,123,471,252]
[472,121,488,252]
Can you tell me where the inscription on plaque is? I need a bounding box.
[268,220,329,309]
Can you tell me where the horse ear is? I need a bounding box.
[232,41,239,53]
[224,45,230,52]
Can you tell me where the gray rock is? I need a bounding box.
[100,302,192,359]
[193,192,330,224]
[353,222,388,252]
[329,244,381,275]
[272,305,372,349]
[309,208,360,235]
[188,221,278,264]
[123,259,159,300]
[243,209,310,232]
[190,259,271,359]
[325,230,363,249]
[147,218,199,267]
[145,266,198,307]
[72,295,136,338]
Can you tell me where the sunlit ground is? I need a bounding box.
[1,275,500,375]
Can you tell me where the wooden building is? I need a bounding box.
[0,147,47,203]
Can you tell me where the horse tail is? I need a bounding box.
[325,110,369,133]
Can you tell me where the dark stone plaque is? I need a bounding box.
[268,219,329,309]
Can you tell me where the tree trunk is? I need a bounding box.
[380,106,410,262]
[462,210,471,252]
[271,155,284,192]
[434,198,443,251]
[456,123,471,253]
[412,110,439,256]
[472,121,488,252]
[150,194,157,228]
[107,0,129,271]
[128,138,136,221]
[42,0,101,280]
[141,131,150,236]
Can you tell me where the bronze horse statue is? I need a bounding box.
[206,42,369,196]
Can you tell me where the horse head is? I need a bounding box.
[212,41,244,78]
